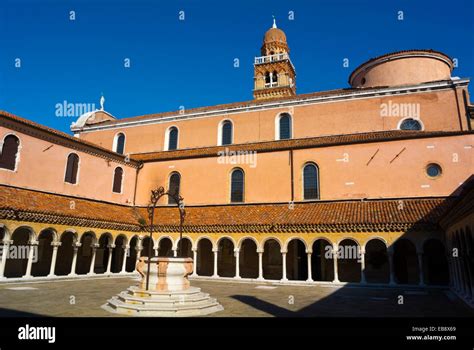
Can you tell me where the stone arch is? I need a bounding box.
[286,238,308,281]
[196,237,213,276]
[76,232,96,275]
[141,236,156,258]
[263,238,282,280]
[423,238,449,285]
[55,230,76,276]
[364,238,389,283]
[176,236,193,258]
[95,233,113,274]
[31,228,55,277]
[0,224,11,242]
[259,236,283,253]
[239,238,258,279]
[237,236,259,250]
[393,238,419,284]
[217,237,235,278]
[283,237,308,252]
[195,236,215,250]
[338,238,361,282]
[158,237,173,257]
[111,234,127,273]
[311,238,334,281]
[4,226,35,278]
[125,235,139,272]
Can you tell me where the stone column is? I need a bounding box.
[23,240,39,278]
[417,251,425,286]
[0,240,13,279]
[105,244,115,274]
[191,248,198,277]
[212,248,218,278]
[47,242,61,277]
[87,244,99,276]
[360,247,366,284]
[257,250,264,280]
[120,245,128,273]
[172,248,177,258]
[306,252,313,282]
[388,247,396,285]
[281,251,288,281]
[135,246,143,271]
[332,243,339,283]
[234,248,241,279]
[153,245,159,257]
[68,243,81,276]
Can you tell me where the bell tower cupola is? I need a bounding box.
[253,18,296,100]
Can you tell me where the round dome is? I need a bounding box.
[349,50,453,88]
[264,28,287,44]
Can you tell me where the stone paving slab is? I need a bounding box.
[0,277,472,317]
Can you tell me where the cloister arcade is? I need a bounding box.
[0,222,455,289]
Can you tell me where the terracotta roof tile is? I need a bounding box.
[0,185,144,232]
[131,130,472,162]
[0,185,455,233]
[0,110,139,167]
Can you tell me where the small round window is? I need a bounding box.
[426,163,442,178]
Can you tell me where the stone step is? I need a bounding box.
[127,286,204,298]
[103,296,223,317]
[107,295,220,310]
[117,291,212,305]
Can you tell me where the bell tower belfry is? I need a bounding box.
[253,18,296,100]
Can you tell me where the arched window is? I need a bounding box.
[265,72,271,85]
[278,113,292,140]
[230,168,244,203]
[0,135,20,171]
[272,70,278,85]
[64,153,79,184]
[166,127,178,151]
[399,118,422,131]
[303,163,319,200]
[114,133,125,154]
[168,172,181,205]
[221,120,233,145]
[112,167,123,193]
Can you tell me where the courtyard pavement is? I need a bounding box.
[0,276,472,317]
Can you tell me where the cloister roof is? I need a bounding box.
[130,130,472,162]
[0,184,455,234]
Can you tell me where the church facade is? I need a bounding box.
[1,22,473,307]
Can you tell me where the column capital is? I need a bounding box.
[280,250,287,254]
[257,249,264,254]
[29,240,39,246]
[212,248,219,253]
[91,243,100,249]
[2,240,13,245]
[234,248,240,253]
[306,250,312,254]
[51,242,62,247]
[107,244,116,249]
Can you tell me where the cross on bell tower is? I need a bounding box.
[253,18,296,100]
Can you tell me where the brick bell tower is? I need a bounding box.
[253,18,296,100]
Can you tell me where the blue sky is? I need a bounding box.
[1,0,473,133]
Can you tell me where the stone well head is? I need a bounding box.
[136,257,193,292]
